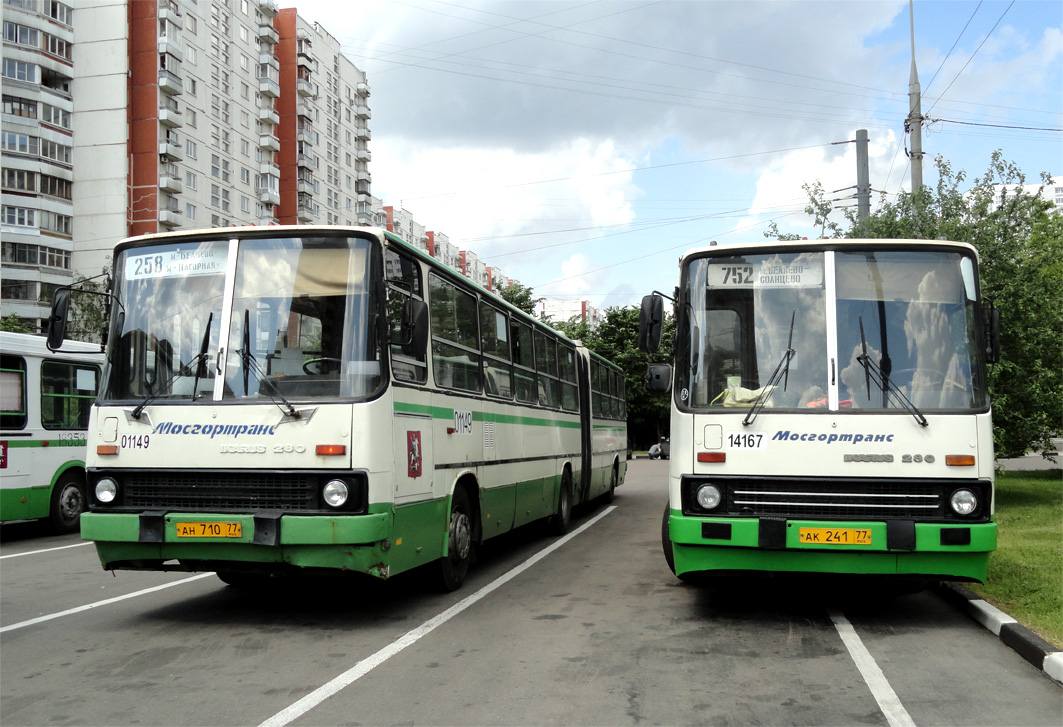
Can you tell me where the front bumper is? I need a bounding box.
[668,512,997,582]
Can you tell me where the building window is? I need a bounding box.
[2,169,36,192]
[2,59,39,84]
[2,95,36,118]
[186,203,197,221]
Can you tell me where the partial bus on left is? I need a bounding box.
[1,331,104,532]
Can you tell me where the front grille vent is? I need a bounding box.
[124,472,318,511]
[727,481,941,519]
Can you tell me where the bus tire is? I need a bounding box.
[549,469,573,535]
[662,504,677,576]
[437,487,473,592]
[603,463,618,504]
[49,472,85,534]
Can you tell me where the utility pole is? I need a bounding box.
[907,0,924,192]
[856,129,870,221]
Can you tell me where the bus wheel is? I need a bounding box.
[662,504,677,576]
[603,465,618,504]
[549,470,573,535]
[437,487,473,592]
[49,473,85,534]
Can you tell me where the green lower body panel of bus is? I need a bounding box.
[0,486,52,522]
[668,512,997,582]
[80,502,447,580]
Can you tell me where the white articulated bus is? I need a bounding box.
[639,239,998,583]
[46,226,626,590]
[1,331,104,533]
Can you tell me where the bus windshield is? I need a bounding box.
[679,248,987,412]
[104,235,383,404]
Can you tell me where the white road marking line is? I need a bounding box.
[0,541,94,560]
[830,610,917,727]
[0,573,215,633]
[259,505,618,727]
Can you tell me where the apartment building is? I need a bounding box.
[537,299,603,328]
[1,0,76,326]
[61,0,374,292]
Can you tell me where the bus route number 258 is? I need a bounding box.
[727,432,765,449]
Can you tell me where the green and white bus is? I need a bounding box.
[1,331,104,533]
[639,239,998,583]
[46,226,626,590]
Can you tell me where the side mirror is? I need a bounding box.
[401,299,429,358]
[644,363,672,393]
[985,306,1000,364]
[46,288,71,351]
[638,294,664,353]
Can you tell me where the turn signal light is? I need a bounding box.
[316,444,346,456]
[945,455,976,466]
[97,445,119,456]
[697,452,726,463]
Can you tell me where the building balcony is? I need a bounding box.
[354,103,371,119]
[158,69,184,95]
[258,134,280,152]
[158,105,183,127]
[159,209,183,228]
[257,77,280,98]
[357,81,370,96]
[159,174,183,193]
[356,169,371,183]
[297,152,317,168]
[258,189,280,206]
[296,78,314,97]
[158,6,182,24]
[159,139,184,160]
[259,51,279,69]
[259,161,277,176]
[258,24,279,44]
[297,180,314,194]
[256,0,279,17]
[258,106,279,125]
[356,147,370,162]
[297,129,318,146]
[297,204,314,222]
[296,101,313,118]
[158,38,184,63]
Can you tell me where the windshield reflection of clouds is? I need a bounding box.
[688,249,985,413]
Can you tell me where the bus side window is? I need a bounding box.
[1,355,28,430]
[511,319,536,404]
[41,360,98,430]
[480,302,512,399]
[429,274,481,393]
[386,249,427,384]
[559,344,578,412]
[534,332,559,408]
[591,360,602,416]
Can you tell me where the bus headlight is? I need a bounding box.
[95,477,118,504]
[949,488,978,516]
[323,480,349,508]
[695,483,722,510]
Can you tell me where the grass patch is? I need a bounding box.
[970,469,1062,648]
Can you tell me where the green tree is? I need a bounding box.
[565,306,675,450]
[0,314,34,333]
[497,282,542,316]
[779,153,1060,460]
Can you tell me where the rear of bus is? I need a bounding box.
[647,240,998,583]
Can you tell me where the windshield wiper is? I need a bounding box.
[133,313,214,420]
[856,317,928,427]
[743,310,796,426]
[239,309,300,419]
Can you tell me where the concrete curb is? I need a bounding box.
[935,582,1062,685]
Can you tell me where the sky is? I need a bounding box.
[290,0,1062,311]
